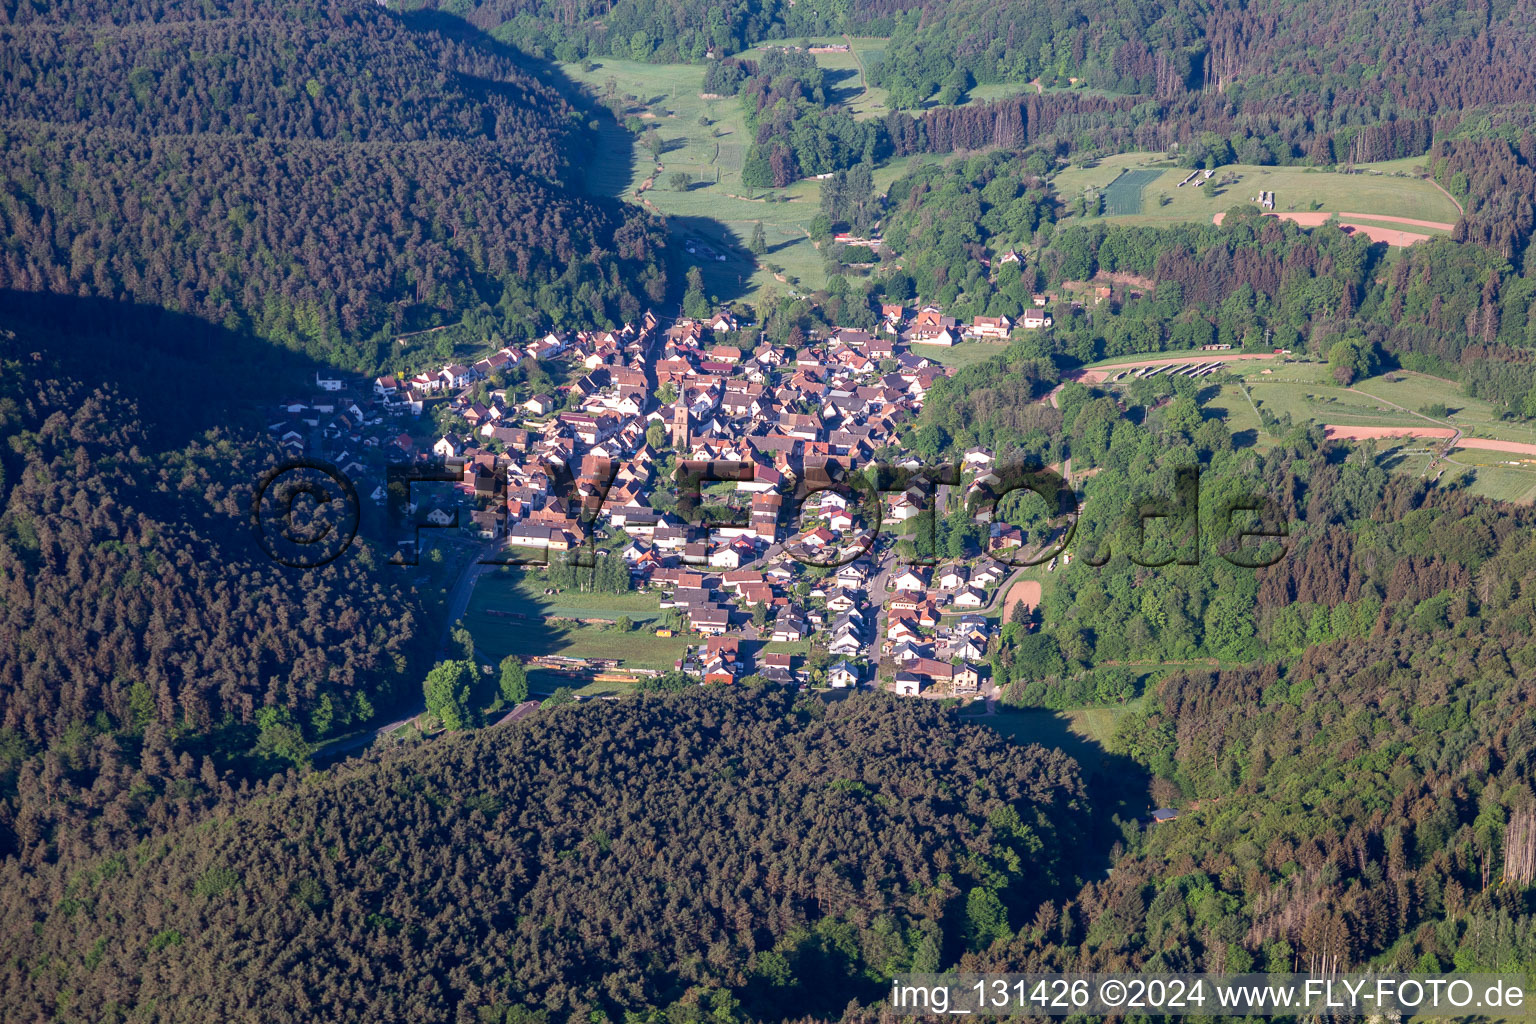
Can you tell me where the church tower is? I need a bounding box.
[671,399,689,450]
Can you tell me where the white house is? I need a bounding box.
[909,327,959,347]
[829,632,864,657]
[962,448,993,471]
[440,364,472,389]
[708,547,743,569]
[968,316,1012,340]
[827,661,860,688]
[954,586,988,608]
[937,565,969,591]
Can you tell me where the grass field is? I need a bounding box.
[1199,383,1268,445]
[561,55,952,303]
[1201,364,1536,504]
[1085,357,1536,505]
[563,57,823,300]
[1053,153,1460,230]
[918,341,1011,369]
[463,568,687,670]
[532,675,642,699]
[1222,364,1536,445]
[967,703,1140,774]
[1382,442,1536,504]
[735,37,1107,118]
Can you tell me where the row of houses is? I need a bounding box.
[869,304,1055,348]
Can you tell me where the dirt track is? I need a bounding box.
[1455,438,1536,458]
[1323,425,1456,441]
[1322,427,1536,459]
[1339,212,1455,230]
[1212,210,1438,246]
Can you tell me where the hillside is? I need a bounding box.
[0,690,1090,1023]
[991,631,1536,977]
[427,0,1536,151]
[0,295,427,866]
[0,0,671,370]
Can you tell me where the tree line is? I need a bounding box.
[0,689,1091,1022]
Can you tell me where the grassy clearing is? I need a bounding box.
[476,620,687,671]
[1248,379,1425,428]
[1378,440,1536,504]
[1223,366,1536,446]
[1199,366,1536,504]
[917,341,1011,369]
[973,704,1139,772]
[463,568,687,670]
[1052,153,1460,229]
[1445,457,1536,504]
[1350,373,1536,445]
[527,673,642,699]
[562,57,822,300]
[736,36,1066,118]
[561,56,949,304]
[1199,383,1268,444]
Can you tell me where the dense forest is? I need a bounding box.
[420,0,1536,191]
[702,49,889,187]
[0,296,427,869]
[0,0,671,371]
[992,623,1536,979]
[0,690,1090,1022]
[903,297,1536,981]
[7,0,1536,1020]
[416,0,1536,134]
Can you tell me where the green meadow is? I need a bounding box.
[561,54,950,304]
[463,567,687,670]
[1053,153,1460,229]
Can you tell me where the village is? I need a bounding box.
[267,299,1068,703]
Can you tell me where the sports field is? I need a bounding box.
[463,567,687,670]
[1101,168,1163,215]
[1053,153,1460,230]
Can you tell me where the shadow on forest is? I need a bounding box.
[668,213,759,303]
[392,11,755,313]
[0,289,345,452]
[970,707,1150,873]
[1230,427,1261,449]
